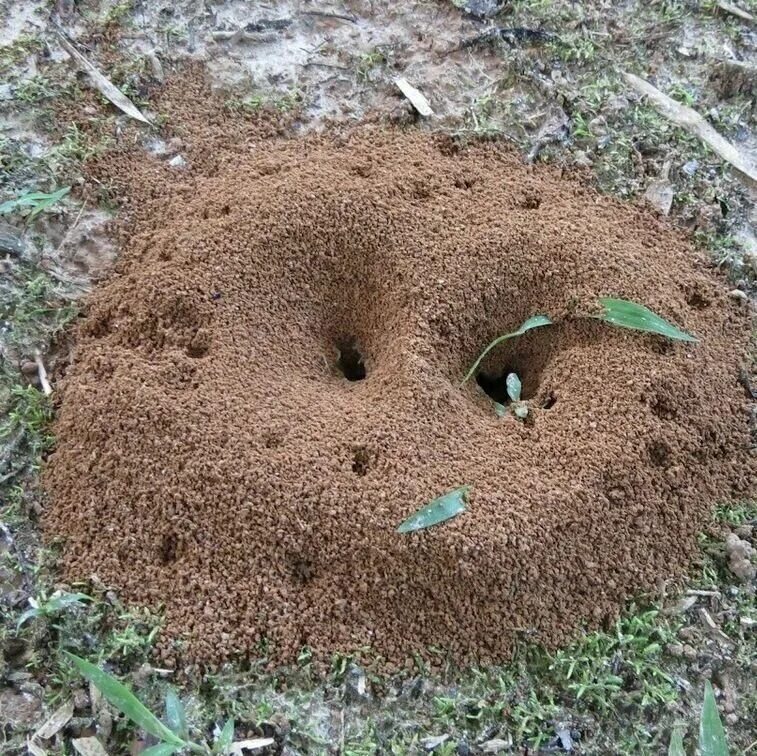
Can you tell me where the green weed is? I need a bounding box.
[14,75,59,104]
[0,34,43,76]
[16,590,91,631]
[356,49,387,81]
[464,299,695,388]
[0,186,70,221]
[65,653,274,754]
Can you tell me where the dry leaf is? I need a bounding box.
[34,699,74,740]
[643,160,674,215]
[56,33,151,124]
[27,739,48,756]
[394,77,434,117]
[229,738,275,754]
[716,1,754,22]
[71,737,109,756]
[698,607,733,644]
[623,72,757,190]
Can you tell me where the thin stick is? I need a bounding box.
[301,10,357,23]
[34,351,53,396]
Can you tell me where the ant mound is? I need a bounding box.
[43,127,753,670]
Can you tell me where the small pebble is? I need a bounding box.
[728,289,747,302]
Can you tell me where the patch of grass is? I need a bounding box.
[356,48,387,82]
[52,123,111,167]
[694,230,752,280]
[102,0,135,27]
[0,267,78,352]
[0,34,43,76]
[669,81,697,106]
[14,75,60,104]
[0,383,54,463]
[548,34,599,64]
[226,89,302,115]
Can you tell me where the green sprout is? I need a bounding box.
[0,186,70,221]
[668,680,728,755]
[464,298,696,386]
[64,653,273,755]
[16,591,91,631]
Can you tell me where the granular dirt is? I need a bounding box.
[42,76,755,670]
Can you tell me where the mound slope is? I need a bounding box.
[43,125,754,668]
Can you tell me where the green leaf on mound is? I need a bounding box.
[397,485,470,534]
[667,726,685,756]
[215,718,235,753]
[142,745,179,756]
[595,297,696,342]
[164,688,188,740]
[700,680,728,756]
[462,315,552,385]
[64,652,185,747]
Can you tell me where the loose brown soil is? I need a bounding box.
[41,78,754,671]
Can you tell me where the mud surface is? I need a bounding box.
[41,77,754,669]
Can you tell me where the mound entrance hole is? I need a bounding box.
[336,339,366,381]
[476,361,541,404]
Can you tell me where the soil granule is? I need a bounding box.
[42,105,754,669]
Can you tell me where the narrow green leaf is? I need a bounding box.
[397,485,470,534]
[46,592,92,612]
[700,680,728,756]
[493,402,506,417]
[215,718,235,754]
[461,314,552,385]
[505,373,521,402]
[668,726,685,756]
[16,607,40,631]
[63,653,185,747]
[28,187,71,220]
[164,688,188,740]
[595,297,696,342]
[0,187,70,219]
[141,745,178,756]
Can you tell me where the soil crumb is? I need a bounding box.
[42,78,754,670]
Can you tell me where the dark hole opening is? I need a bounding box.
[336,340,366,381]
[476,371,511,404]
[542,392,557,410]
[686,291,710,310]
[159,533,178,565]
[352,447,370,476]
[476,366,535,404]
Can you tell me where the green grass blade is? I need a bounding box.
[164,688,188,740]
[461,315,552,385]
[668,726,685,756]
[16,607,40,631]
[397,485,470,534]
[46,592,92,612]
[27,186,71,220]
[215,718,235,754]
[596,298,696,342]
[700,681,728,756]
[0,187,70,218]
[64,652,185,747]
[142,745,178,756]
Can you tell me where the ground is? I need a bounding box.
[0,0,755,754]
